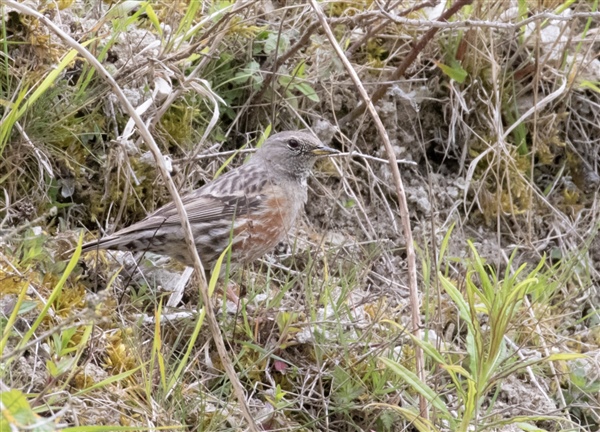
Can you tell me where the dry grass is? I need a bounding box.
[1,0,600,431]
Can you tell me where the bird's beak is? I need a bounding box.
[311,145,339,156]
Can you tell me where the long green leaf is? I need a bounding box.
[16,48,80,119]
[18,233,83,350]
[0,86,28,157]
[73,365,142,397]
[165,243,232,393]
[379,357,453,421]
[365,403,442,432]
[0,273,29,355]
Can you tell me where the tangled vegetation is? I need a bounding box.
[1,0,599,431]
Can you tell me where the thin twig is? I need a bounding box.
[174,148,417,166]
[337,151,418,166]
[339,0,475,127]
[248,12,379,110]
[243,20,320,123]
[309,0,429,418]
[345,0,437,57]
[2,2,259,430]
[381,9,600,30]
[149,0,251,141]
[1,207,57,241]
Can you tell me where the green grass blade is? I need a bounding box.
[15,48,80,119]
[17,232,83,351]
[73,365,142,397]
[379,357,453,422]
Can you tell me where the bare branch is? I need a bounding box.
[339,0,475,127]
[381,9,600,30]
[309,0,428,418]
[2,2,260,430]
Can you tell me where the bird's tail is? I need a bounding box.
[79,236,126,253]
[68,231,155,257]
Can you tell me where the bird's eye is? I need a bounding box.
[288,139,301,150]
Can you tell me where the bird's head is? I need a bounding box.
[255,130,338,180]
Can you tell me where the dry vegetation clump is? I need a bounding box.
[1,1,600,431]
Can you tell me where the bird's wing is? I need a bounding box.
[109,169,266,237]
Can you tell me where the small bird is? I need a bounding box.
[79,131,338,272]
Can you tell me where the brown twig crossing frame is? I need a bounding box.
[2,1,260,430]
[310,0,473,419]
